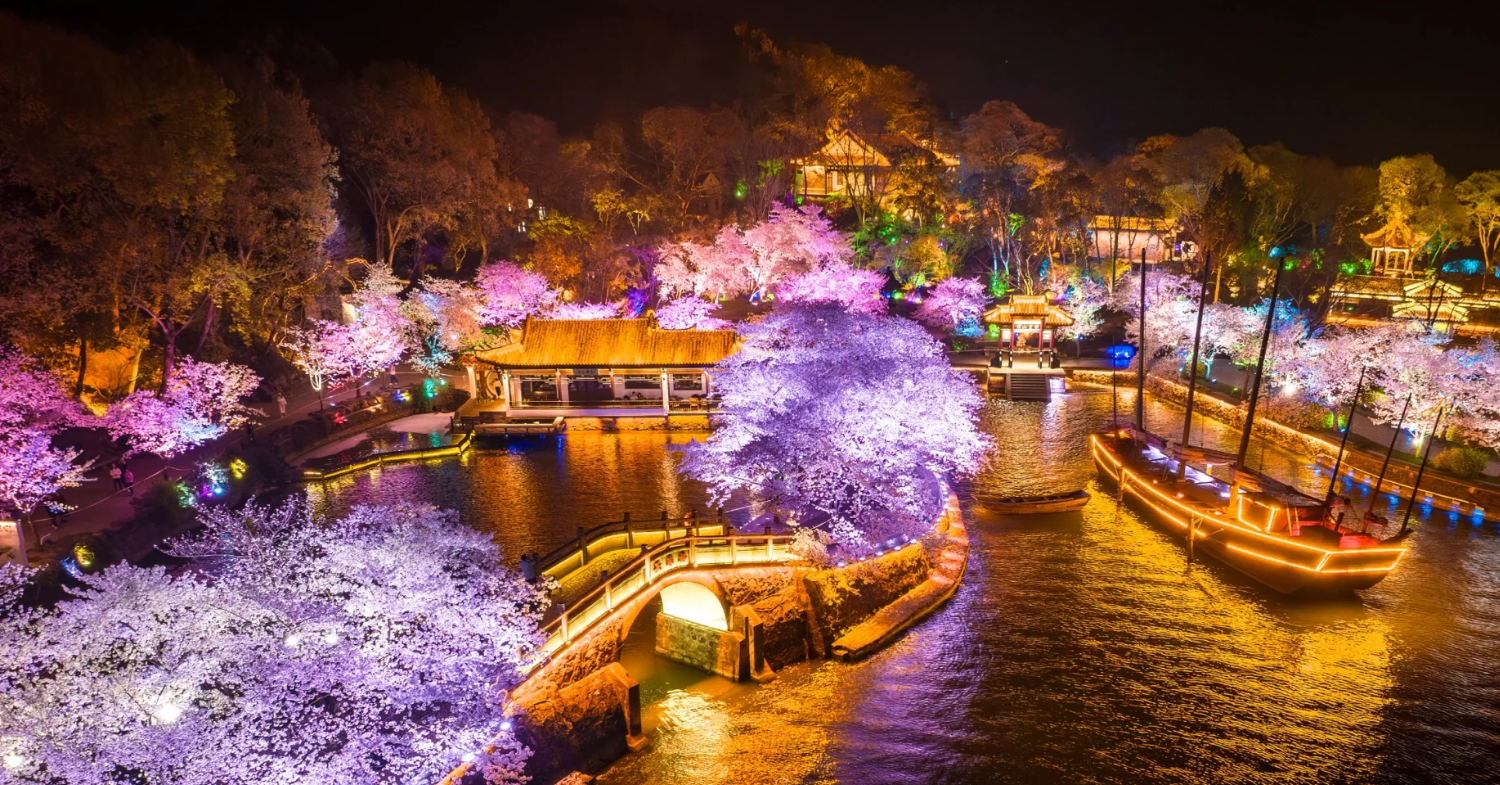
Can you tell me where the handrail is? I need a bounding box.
[535,509,727,577]
[532,531,795,665]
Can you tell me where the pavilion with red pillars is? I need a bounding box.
[983,294,1075,369]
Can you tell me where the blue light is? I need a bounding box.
[1441,258,1484,275]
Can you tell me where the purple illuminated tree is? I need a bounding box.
[282,320,360,397]
[680,304,990,550]
[912,277,988,332]
[0,349,90,550]
[474,260,561,328]
[0,499,546,785]
[776,263,887,315]
[655,296,731,330]
[104,358,261,458]
[547,301,622,320]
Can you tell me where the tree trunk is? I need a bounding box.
[194,298,216,355]
[160,338,177,393]
[75,334,88,399]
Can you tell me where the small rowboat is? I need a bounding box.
[972,489,1090,515]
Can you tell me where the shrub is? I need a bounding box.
[1434,445,1492,479]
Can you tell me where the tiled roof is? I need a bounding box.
[982,294,1076,327]
[474,318,738,369]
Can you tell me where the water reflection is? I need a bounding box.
[594,392,1500,785]
[306,431,749,563]
[306,394,1500,784]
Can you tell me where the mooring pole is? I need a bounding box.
[1135,247,1147,431]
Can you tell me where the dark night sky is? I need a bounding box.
[6,0,1499,173]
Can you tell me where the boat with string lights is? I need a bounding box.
[1092,249,1409,595]
[1090,427,1409,595]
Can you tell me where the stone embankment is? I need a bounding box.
[1074,370,1500,520]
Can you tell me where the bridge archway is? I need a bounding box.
[615,571,731,645]
[659,581,729,630]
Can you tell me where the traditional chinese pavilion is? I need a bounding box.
[470,317,738,416]
[982,294,1075,368]
[1361,216,1430,277]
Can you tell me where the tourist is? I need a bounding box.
[520,553,536,584]
[122,467,135,495]
[276,392,288,417]
[109,463,123,491]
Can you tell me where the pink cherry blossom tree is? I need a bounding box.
[547,301,622,320]
[344,263,414,376]
[913,277,988,333]
[656,205,854,300]
[282,320,360,396]
[0,499,546,785]
[104,358,261,458]
[679,304,991,551]
[474,261,561,328]
[0,349,90,538]
[776,263,887,315]
[655,296,731,331]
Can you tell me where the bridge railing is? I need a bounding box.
[535,531,796,664]
[536,510,730,582]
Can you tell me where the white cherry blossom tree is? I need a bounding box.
[0,500,546,785]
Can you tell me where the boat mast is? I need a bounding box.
[1234,259,1287,472]
[1399,406,1446,535]
[1135,247,1147,431]
[1177,251,1214,479]
[1367,395,1412,516]
[1323,364,1368,506]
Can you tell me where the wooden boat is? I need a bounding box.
[1091,428,1408,595]
[973,489,1090,514]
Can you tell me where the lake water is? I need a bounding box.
[307,390,1500,785]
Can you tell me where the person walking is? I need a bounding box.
[122,467,135,495]
[276,392,288,417]
[109,463,123,491]
[520,553,537,584]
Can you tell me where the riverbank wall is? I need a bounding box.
[507,504,970,785]
[1072,370,1500,518]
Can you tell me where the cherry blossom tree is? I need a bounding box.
[104,358,261,458]
[655,296,731,331]
[344,263,415,375]
[0,349,90,533]
[407,278,506,376]
[679,304,990,551]
[776,263,887,315]
[1112,271,1202,372]
[1053,276,1109,355]
[1366,332,1495,445]
[547,301,622,320]
[740,205,852,297]
[474,261,560,328]
[913,276,988,333]
[656,205,854,300]
[282,320,360,396]
[655,234,749,300]
[0,499,546,785]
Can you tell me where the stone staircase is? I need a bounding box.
[1008,372,1052,401]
